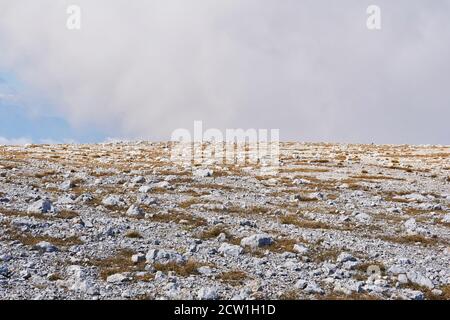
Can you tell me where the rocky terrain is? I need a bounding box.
[0,142,449,300]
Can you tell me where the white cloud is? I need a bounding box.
[0,136,32,145]
[0,1,449,144]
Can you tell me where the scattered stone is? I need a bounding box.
[27,199,54,214]
[138,185,152,193]
[304,281,324,294]
[146,249,186,265]
[197,287,218,300]
[106,273,128,284]
[193,169,214,178]
[293,244,309,255]
[240,234,273,249]
[102,195,126,207]
[131,176,146,184]
[131,253,146,263]
[218,243,243,257]
[60,180,76,191]
[398,274,409,284]
[336,252,356,263]
[126,204,144,217]
[406,271,434,289]
[0,265,9,277]
[32,241,58,253]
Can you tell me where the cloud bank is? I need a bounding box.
[0,0,449,144]
[0,136,31,145]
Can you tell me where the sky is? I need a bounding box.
[0,0,449,145]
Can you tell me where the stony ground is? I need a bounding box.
[0,142,449,300]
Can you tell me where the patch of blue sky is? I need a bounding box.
[0,70,107,144]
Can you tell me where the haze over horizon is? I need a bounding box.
[0,0,449,145]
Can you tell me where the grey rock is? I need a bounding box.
[406,271,434,289]
[240,234,273,249]
[126,204,144,217]
[0,265,9,277]
[293,244,309,255]
[398,274,408,284]
[138,185,152,193]
[131,253,146,263]
[218,243,243,257]
[197,287,218,300]
[60,180,76,191]
[145,249,186,265]
[336,252,356,263]
[131,176,146,184]
[32,241,58,253]
[294,279,307,289]
[193,169,214,178]
[106,273,128,284]
[304,281,324,294]
[102,195,126,207]
[27,199,54,214]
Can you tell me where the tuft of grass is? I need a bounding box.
[178,198,202,209]
[311,247,341,263]
[350,174,404,181]
[280,215,330,230]
[90,249,145,280]
[153,259,202,277]
[57,210,79,219]
[34,170,56,178]
[316,292,379,300]
[48,273,63,281]
[149,210,207,228]
[4,226,82,248]
[279,290,300,300]
[266,238,298,253]
[197,225,228,240]
[134,273,154,283]
[125,230,143,239]
[218,270,248,286]
[381,234,442,246]
[0,208,78,220]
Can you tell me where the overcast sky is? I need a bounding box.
[0,0,449,144]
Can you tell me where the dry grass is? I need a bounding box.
[125,230,143,239]
[57,210,79,219]
[399,283,450,300]
[279,290,300,300]
[197,225,228,240]
[280,215,331,230]
[218,270,249,286]
[4,226,82,248]
[48,273,63,281]
[148,210,207,228]
[317,292,379,300]
[33,170,57,178]
[221,205,270,217]
[404,208,433,216]
[0,208,79,220]
[350,175,405,181]
[280,167,329,173]
[153,259,202,277]
[266,238,298,253]
[134,273,154,283]
[90,249,145,280]
[381,234,441,246]
[178,198,202,209]
[310,247,341,263]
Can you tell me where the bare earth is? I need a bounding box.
[0,142,449,300]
